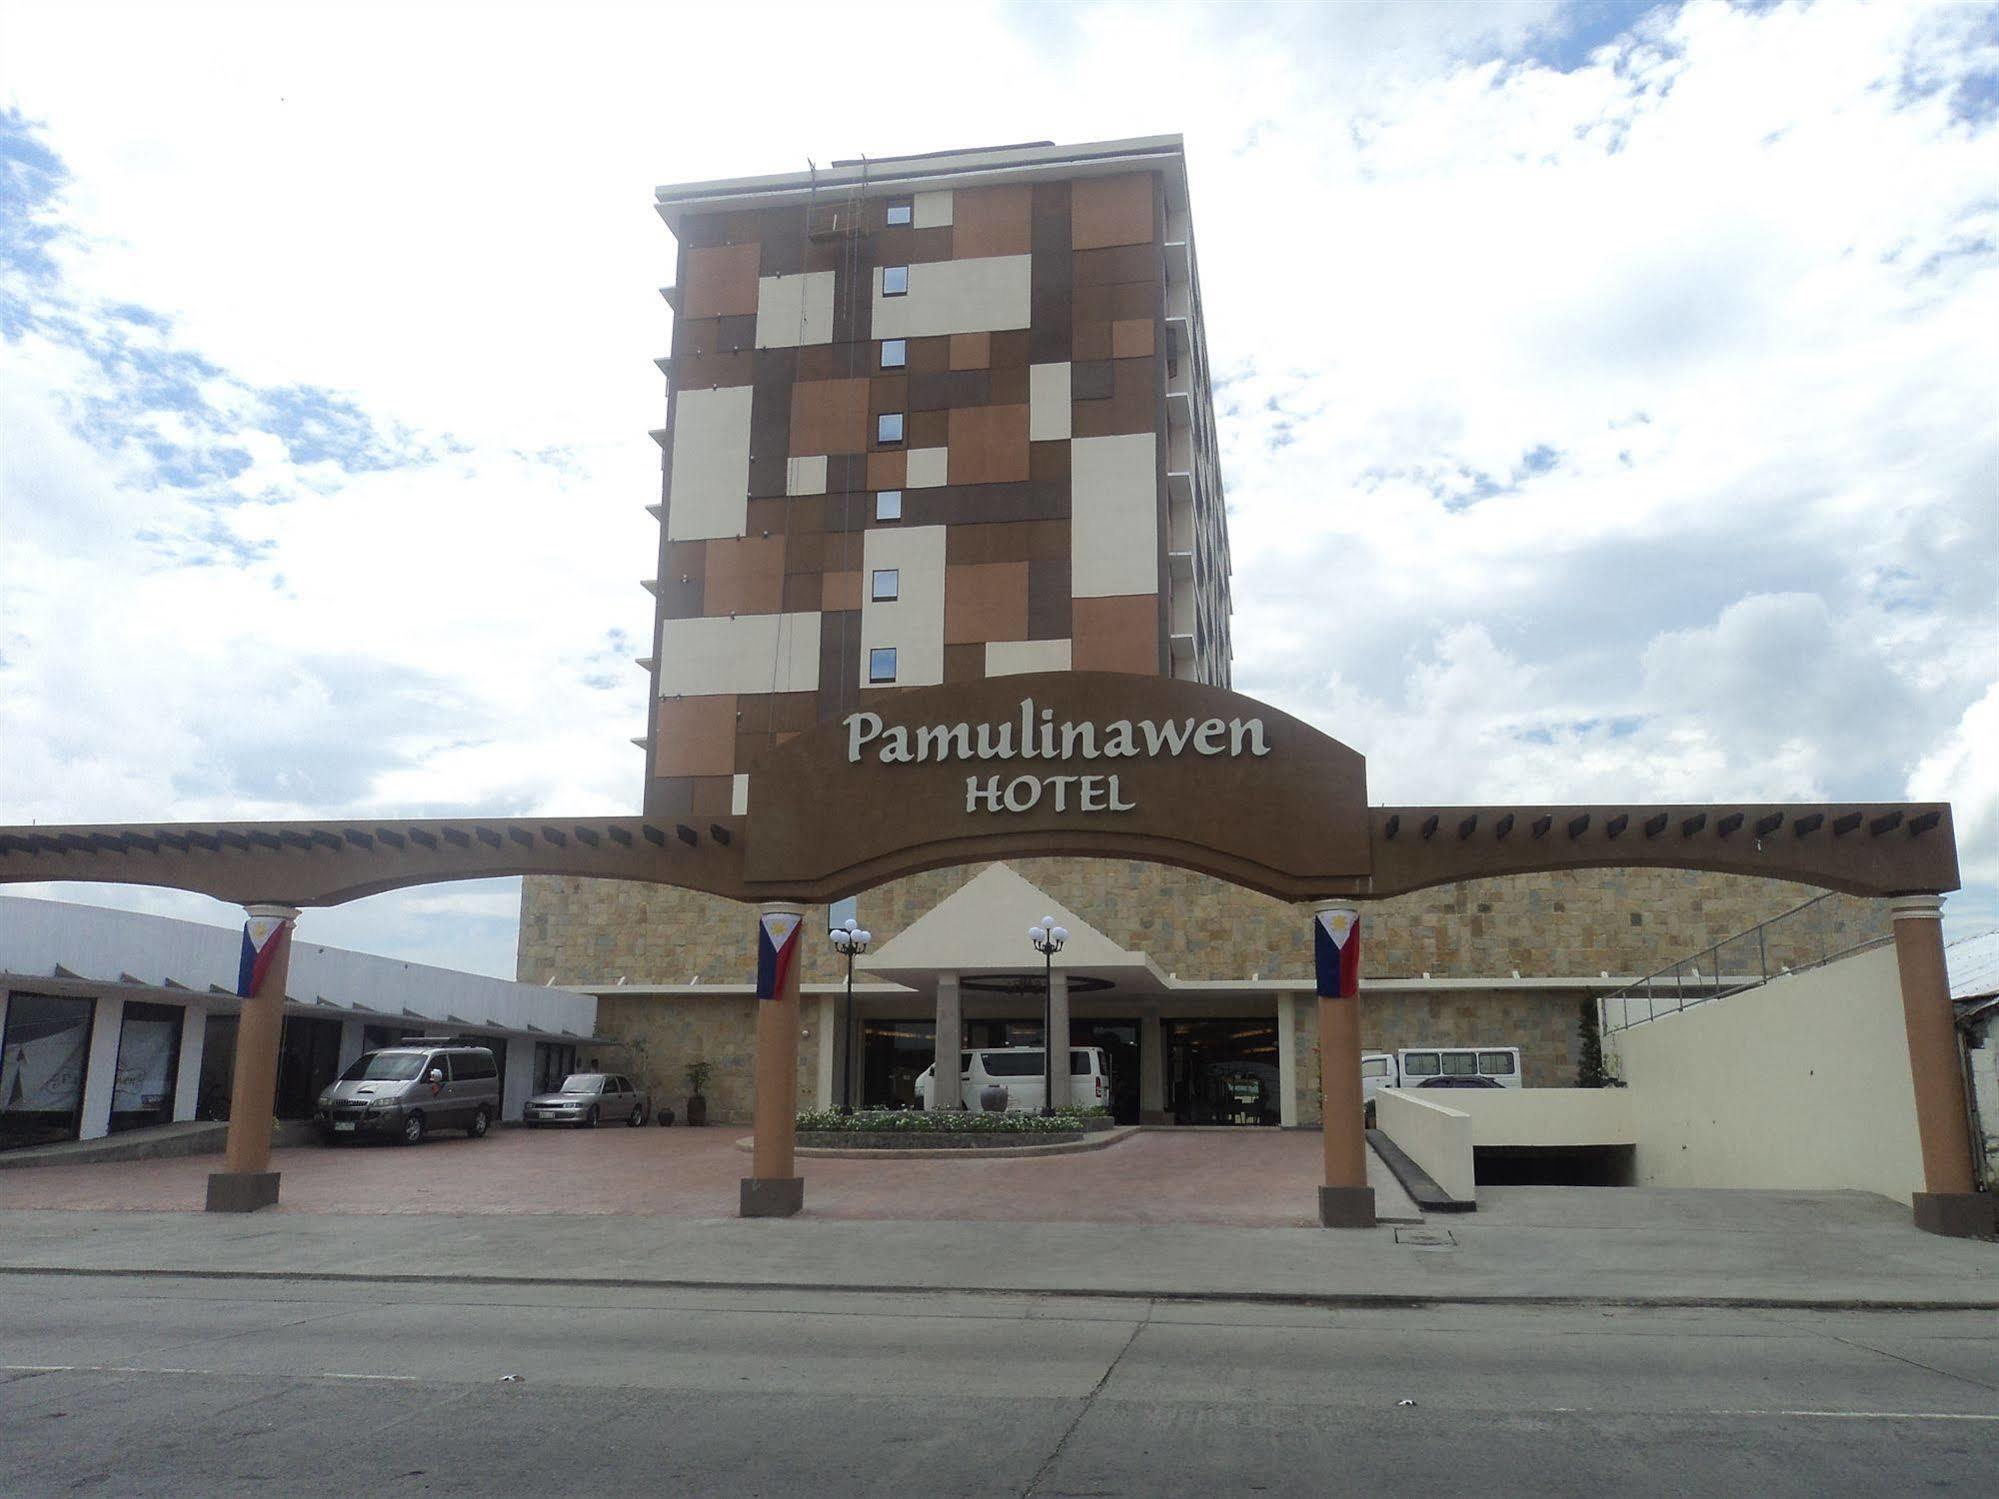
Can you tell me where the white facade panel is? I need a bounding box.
[985,639,1072,677]
[755,270,835,348]
[657,612,823,697]
[1029,362,1072,441]
[666,385,753,541]
[906,447,948,488]
[913,190,953,229]
[786,455,827,496]
[871,255,1032,339]
[860,525,948,690]
[1070,432,1160,598]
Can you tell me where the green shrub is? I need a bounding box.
[794,1108,1099,1134]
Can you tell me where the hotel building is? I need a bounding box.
[517,136,1887,1129]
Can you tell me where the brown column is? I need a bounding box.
[205,903,298,1213]
[1309,903,1375,1228]
[742,902,805,1218]
[1893,897,1994,1238]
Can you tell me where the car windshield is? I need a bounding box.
[339,1052,426,1082]
[558,1074,604,1093]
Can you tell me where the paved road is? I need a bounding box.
[3,1273,1994,1495]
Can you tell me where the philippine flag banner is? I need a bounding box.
[755,911,804,1000]
[1313,908,1361,999]
[236,914,292,998]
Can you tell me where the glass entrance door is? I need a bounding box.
[1,993,96,1150]
[110,1002,183,1133]
[861,1019,934,1109]
[1166,1019,1280,1126]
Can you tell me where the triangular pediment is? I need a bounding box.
[860,864,1150,980]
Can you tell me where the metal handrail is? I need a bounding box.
[1598,891,1892,1037]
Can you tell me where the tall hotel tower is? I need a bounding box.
[641,136,1231,818]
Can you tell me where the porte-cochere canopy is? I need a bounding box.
[0,674,1959,906]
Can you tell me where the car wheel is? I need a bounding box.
[400,1111,426,1146]
[469,1106,491,1139]
[627,1104,645,1127]
[585,1106,599,1129]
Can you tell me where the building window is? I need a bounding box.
[868,647,897,683]
[882,265,909,296]
[885,199,913,227]
[877,412,904,445]
[880,338,906,369]
[875,490,903,522]
[872,568,900,602]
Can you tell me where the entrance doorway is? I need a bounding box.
[275,1015,343,1120]
[862,1019,934,1108]
[109,1001,183,1133]
[1167,1018,1280,1125]
[0,992,95,1150]
[1071,1019,1139,1124]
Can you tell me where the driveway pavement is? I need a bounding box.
[0,1124,1417,1225]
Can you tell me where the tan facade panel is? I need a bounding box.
[952,184,1032,259]
[913,189,953,229]
[681,242,761,319]
[906,445,949,488]
[1071,594,1162,674]
[654,693,738,777]
[1070,432,1159,597]
[784,454,828,496]
[1028,361,1072,441]
[946,403,1030,485]
[1111,317,1154,358]
[789,377,871,456]
[657,612,823,696]
[1070,173,1154,251]
[702,535,787,617]
[755,270,835,348]
[821,569,862,612]
[943,561,1031,644]
[666,385,754,542]
[985,637,1072,676]
[871,255,1032,339]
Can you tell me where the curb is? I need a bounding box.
[732,1125,1141,1160]
[1366,1128,1474,1213]
[0,1263,1991,1314]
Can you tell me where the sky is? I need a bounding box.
[1,0,1994,978]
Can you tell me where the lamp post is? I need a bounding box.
[830,917,871,1114]
[1028,915,1068,1116]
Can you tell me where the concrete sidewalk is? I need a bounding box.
[0,1187,1991,1310]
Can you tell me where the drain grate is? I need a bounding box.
[1394,1227,1457,1249]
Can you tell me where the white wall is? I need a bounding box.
[986,639,1070,676]
[1071,433,1159,598]
[755,271,834,348]
[656,612,822,696]
[78,994,124,1141]
[1611,945,1926,1203]
[861,525,947,690]
[1029,362,1071,440]
[1429,1087,1636,1147]
[871,255,1032,339]
[665,385,753,541]
[1375,1089,1475,1203]
[173,1003,206,1122]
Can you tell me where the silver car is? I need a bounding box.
[524,1072,650,1128]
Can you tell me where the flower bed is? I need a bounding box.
[794,1108,1101,1135]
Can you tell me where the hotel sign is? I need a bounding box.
[746,672,1372,899]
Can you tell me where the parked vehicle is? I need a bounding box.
[1415,1074,1504,1089]
[1397,1047,1521,1088]
[524,1073,651,1129]
[316,1044,500,1145]
[914,1046,1112,1113]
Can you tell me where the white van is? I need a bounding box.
[1393,1047,1523,1090]
[915,1046,1112,1113]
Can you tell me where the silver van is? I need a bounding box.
[315,1044,501,1145]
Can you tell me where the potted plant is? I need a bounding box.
[683,1059,713,1127]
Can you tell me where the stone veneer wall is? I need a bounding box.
[590,993,821,1127]
[519,859,1888,988]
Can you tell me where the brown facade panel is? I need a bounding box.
[715,313,757,352]
[910,370,990,411]
[756,206,807,277]
[944,561,1031,644]
[989,329,1031,368]
[1071,355,1158,439]
[681,242,761,319]
[1111,318,1155,359]
[826,455,868,494]
[946,403,1031,485]
[1027,557,1072,640]
[673,316,721,359]
[869,374,911,417]
[952,184,1033,258]
[912,225,954,262]
[943,643,987,683]
[790,377,871,455]
[816,608,861,722]
[1029,439,1071,482]
[988,364,1029,406]
[748,360,795,500]
[944,519,1070,565]
[1031,287,1074,363]
[909,408,950,448]
[1111,281,1158,320]
[1070,172,1156,251]
[703,535,786,616]
[905,336,952,374]
[780,573,819,613]
[1074,241,1162,287]
[821,569,863,612]
[659,541,707,620]
[655,694,739,777]
[675,350,755,388]
[1072,319,1112,361]
[949,332,991,370]
[643,775,696,818]
[866,449,907,490]
[1071,593,1163,675]
[1071,360,1115,401]
[689,776,735,817]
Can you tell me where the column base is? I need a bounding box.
[740,1177,804,1218]
[1912,1192,1997,1239]
[1318,1185,1376,1229]
[205,1170,280,1213]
